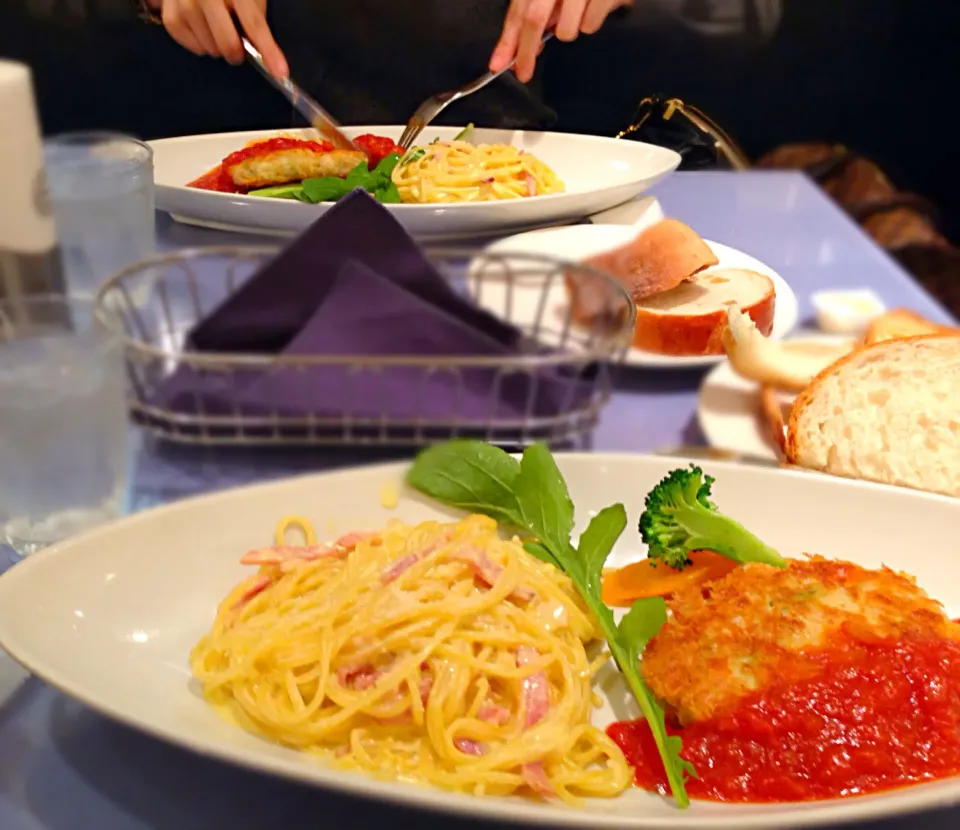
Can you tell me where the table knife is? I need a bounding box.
[241,38,359,152]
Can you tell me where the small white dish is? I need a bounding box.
[0,455,958,828]
[810,289,886,335]
[150,127,681,239]
[474,225,800,369]
[697,333,855,459]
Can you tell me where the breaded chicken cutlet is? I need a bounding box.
[642,556,960,725]
[223,138,366,189]
[187,137,367,192]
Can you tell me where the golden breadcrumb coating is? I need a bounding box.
[642,556,960,725]
[227,148,367,188]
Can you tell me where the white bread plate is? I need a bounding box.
[473,224,799,369]
[698,332,855,461]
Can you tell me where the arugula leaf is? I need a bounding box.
[374,153,401,177]
[398,147,426,167]
[454,123,477,143]
[296,153,403,205]
[523,540,559,569]
[578,503,627,603]
[405,440,524,527]
[299,176,352,203]
[247,183,304,199]
[514,444,575,560]
[406,440,694,807]
[345,161,372,190]
[619,597,667,664]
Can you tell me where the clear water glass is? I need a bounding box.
[0,294,129,557]
[43,132,155,303]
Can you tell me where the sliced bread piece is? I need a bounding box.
[861,308,955,345]
[785,334,960,497]
[580,218,718,307]
[722,305,856,392]
[633,268,776,355]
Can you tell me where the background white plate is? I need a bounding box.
[150,127,681,239]
[474,225,799,368]
[697,334,855,460]
[0,455,958,829]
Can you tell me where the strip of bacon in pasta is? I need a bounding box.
[334,530,379,551]
[232,574,273,608]
[451,546,536,602]
[477,700,512,725]
[524,172,537,197]
[239,544,342,567]
[518,646,550,727]
[522,761,555,795]
[337,663,379,690]
[419,670,434,705]
[381,554,419,583]
[454,738,486,756]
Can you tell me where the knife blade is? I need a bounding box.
[241,38,359,152]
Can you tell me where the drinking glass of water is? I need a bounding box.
[43,132,155,302]
[0,294,129,557]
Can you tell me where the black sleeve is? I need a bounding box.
[626,0,783,40]
[21,0,143,22]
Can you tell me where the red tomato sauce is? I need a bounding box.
[608,637,960,802]
[187,165,241,193]
[221,136,334,171]
[353,133,403,167]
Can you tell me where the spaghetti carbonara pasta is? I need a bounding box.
[392,140,565,204]
[190,514,630,803]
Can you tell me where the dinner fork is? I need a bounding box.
[397,33,555,151]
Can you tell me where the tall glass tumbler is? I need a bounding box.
[0,294,129,557]
[43,132,155,302]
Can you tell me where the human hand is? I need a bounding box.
[490,0,632,83]
[149,0,288,78]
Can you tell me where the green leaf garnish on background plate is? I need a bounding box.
[407,440,694,807]
[249,153,402,205]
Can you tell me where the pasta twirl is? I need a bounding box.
[190,514,629,803]
[392,141,565,204]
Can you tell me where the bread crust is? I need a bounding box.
[633,272,776,356]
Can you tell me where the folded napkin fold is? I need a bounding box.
[188,189,518,354]
[154,190,593,430]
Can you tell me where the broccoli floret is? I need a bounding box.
[639,465,787,571]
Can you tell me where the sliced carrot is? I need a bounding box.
[601,550,739,607]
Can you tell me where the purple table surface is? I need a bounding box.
[1,171,957,830]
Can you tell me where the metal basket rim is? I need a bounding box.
[93,245,636,369]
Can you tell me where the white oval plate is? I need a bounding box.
[149,127,681,239]
[0,455,958,828]
[697,334,854,460]
[473,225,799,369]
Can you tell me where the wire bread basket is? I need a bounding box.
[96,246,635,448]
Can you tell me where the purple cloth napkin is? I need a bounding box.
[188,189,519,354]
[153,190,594,429]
